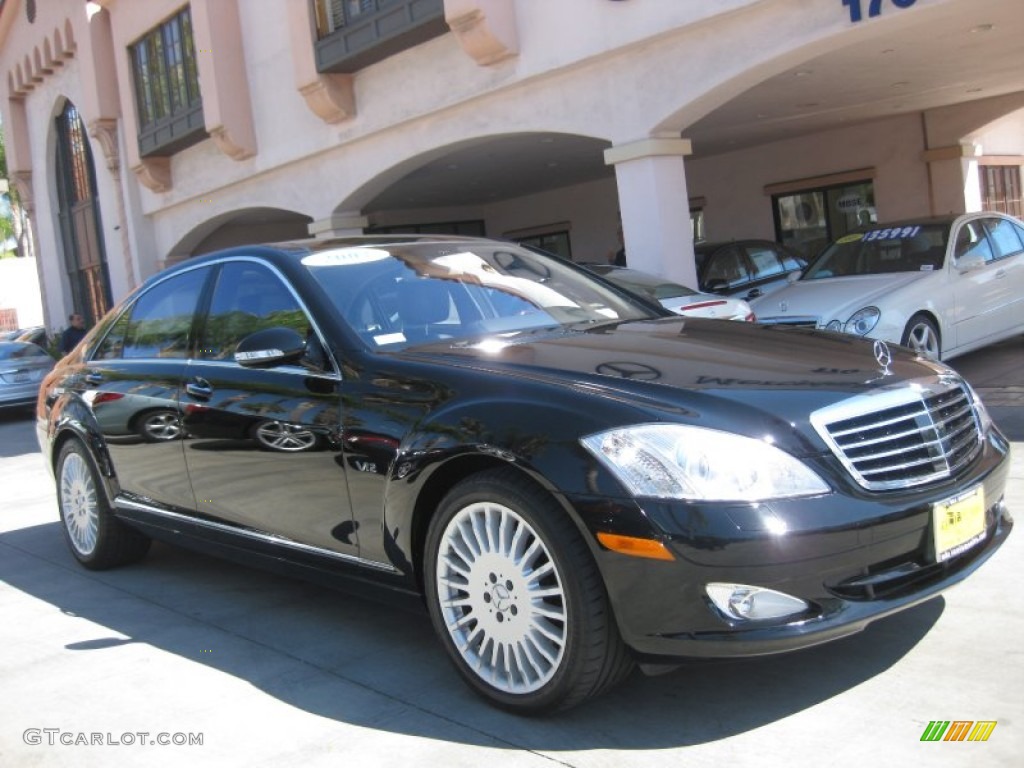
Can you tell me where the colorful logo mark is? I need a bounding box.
[920,721,997,742]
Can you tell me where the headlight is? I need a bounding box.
[825,319,842,331]
[580,424,830,501]
[844,306,880,335]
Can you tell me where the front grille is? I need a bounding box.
[811,378,983,490]
[757,315,819,328]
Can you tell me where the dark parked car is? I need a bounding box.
[37,236,1012,712]
[695,239,805,301]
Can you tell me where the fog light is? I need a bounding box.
[706,583,809,621]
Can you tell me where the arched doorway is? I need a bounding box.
[54,100,111,324]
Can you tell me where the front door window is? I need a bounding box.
[774,181,875,261]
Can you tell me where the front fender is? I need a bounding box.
[380,395,652,578]
[45,390,120,498]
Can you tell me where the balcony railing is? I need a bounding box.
[312,0,447,74]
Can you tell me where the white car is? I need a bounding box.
[751,212,1024,360]
[585,264,756,321]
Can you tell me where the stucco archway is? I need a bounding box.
[167,208,314,263]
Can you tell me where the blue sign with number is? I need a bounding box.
[842,0,917,24]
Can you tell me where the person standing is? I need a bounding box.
[60,313,88,355]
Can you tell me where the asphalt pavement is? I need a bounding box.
[1,336,1022,768]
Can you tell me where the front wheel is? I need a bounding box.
[56,439,151,570]
[424,468,633,713]
[901,313,941,360]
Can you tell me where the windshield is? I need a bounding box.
[304,241,659,349]
[802,223,949,280]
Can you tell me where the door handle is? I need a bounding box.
[84,372,104,386]
[994,269,1006,279]
[746,288,763,299]
[185,378,213,399]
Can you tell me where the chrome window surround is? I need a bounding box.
[85,256,342,381]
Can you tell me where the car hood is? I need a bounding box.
[410,317,951,454]
[751,273,928,320]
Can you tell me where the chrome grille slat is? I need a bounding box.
[810,378,983,491]
[860,454,944,476]
[828,410,925,439]
[848,437,945,464]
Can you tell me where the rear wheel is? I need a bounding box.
[901,314,941,360]
[424,468,633,713]
[252,420,319,452]
[56,440,150,570]
[134,409,183,442]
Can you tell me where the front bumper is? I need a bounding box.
[573,430,1013,663]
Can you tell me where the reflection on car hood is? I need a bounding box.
[416,317,948,448]
[751,272,929,319]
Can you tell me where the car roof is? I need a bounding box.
[145,235,515,286]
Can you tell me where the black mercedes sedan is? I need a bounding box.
[36,236,1012,713]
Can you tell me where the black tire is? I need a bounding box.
[56,439,151,570]
[900,313,941,360]
[424,467,634,713]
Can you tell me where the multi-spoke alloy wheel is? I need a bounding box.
[60,450,99,557]
[425,469,633,713]
[138,410,183,442]
[901,313,941,360]
[254,420,318,452]
[56,440,151,570]
[435,501,567,694]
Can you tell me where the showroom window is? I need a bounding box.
[502,222,572,261]
[770,178,876,260]
[516,231,572,262]
[980,165,1022,218]
[690,201,706,243]
[130,7,205,156]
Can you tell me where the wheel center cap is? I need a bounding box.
[492,583,511,611]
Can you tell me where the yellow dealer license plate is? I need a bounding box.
[933,486,986,563]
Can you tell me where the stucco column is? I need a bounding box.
[308,212,369,239]
[604,137,697,289]
[922,142,981,215]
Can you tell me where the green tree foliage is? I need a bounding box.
[0,125,14,249]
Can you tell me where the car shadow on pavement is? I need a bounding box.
[0,519,944,750]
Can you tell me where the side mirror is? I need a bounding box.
[234,327,306,368]
[786,271,802,284]
[955,251,986,273]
